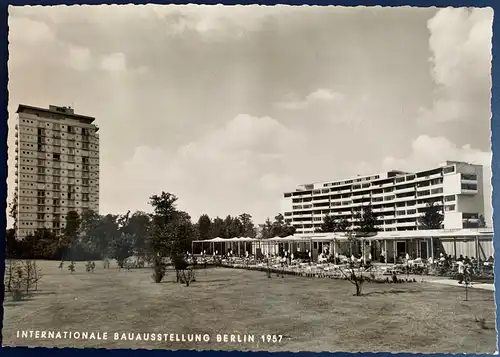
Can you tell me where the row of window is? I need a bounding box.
[287,180,448,199]
[17,203,98,213]
[461,183,478,191]
[461,174,478,181]
[19,173,100,183]
[305,166,459,194]
[19,118,96,135]
[292,192,459,208]
[19,131,98,144]
[19,149,99,159]
[19,180,98,189]
[20,156,97,166]
[323,174,381,188]
[20,141,99,152]
[19,196,92,205]
[19,165,98,174]
[291,194,443,210]
[19,190,96,198]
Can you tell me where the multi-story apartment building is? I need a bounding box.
[281,161,484,234]
[13,104,99,239]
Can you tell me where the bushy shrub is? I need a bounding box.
[151,256,167,283]
[68,261,76,273]
[4,260,43,301]
[85,261,96,273]
[178,269,196,286]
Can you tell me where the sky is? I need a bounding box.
[6,5,494,227]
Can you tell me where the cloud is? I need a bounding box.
[419,7,493,124]
[382,135,491,171]
[259,173,296,192]
[8,11,95,73]
[100,52,127,72]
[103,114,306,220]
[66,45,92,71]
[275,88,344,110]
[152,4,297,39]
[8,15,55,43]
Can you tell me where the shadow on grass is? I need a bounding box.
[4,296,36,306]
[364,289,422,296]
[33,291,58,296]
[200,279,232,283]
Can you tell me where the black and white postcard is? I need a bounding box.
[3,4,496,353]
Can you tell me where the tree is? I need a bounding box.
[223,215,236,238]
[197,214,212,240]
[79,209,101,238]
[8,195,18,231]
[418,201,444,229]
[317,214,337,233]
[228,216,243,237]
[79,209,103,256]
[60,210,81,261]
[348,204,381,263]
[6,228,18,258]
[64,210,81,238]
[148,191,189,283]
[338,225,374,297]
[281,222,296,237]
[109,233,136,268]
[170,211,197,255]
[210,217,225,238]
[150,209,196,284]
[108,211,138,268]
[337,217,350,232]
[149,192,178,219]
[83,214,120,259]
[123,211,151,258]
[261,214,295,238]
[169,211,197,286]
[356,204,381,234]
[270,214,285,237]
[239,213,256,238]
[261,218,273,239]
[33,228,60,259]
[17,229,58,259]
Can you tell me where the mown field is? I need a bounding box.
[2,259,497,353]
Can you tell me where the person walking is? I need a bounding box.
[457,259,465,284]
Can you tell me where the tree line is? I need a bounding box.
[6,191,296,265]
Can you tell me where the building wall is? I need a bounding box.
[14,105,100,239]
[283,162,485,234]
[440,238,493,260]
[443,212,463,229]
[442,173,461,195]
[280,197,293,225]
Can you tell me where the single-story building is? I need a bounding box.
[191,228,494,265]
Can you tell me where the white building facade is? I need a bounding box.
[281,161,485,234]
[13,104,100,239]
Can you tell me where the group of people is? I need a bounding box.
[435,253,494,284]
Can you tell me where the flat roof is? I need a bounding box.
[16,104,96,124]
[192,228,494,243]
[284,161,482,195]
[296,228,494,240]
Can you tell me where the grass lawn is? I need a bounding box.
[2,260,497,353]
